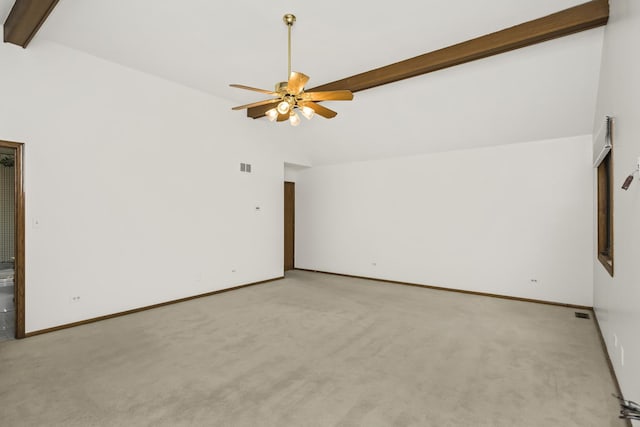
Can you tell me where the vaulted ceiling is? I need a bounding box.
[1,0,605,164]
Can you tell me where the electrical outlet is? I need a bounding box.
[70,296,81,302]
[529,279,539,285]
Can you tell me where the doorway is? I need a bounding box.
[284,182,295,271]
[0,140,25,339]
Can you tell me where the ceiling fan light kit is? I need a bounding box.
[230,14,353,126]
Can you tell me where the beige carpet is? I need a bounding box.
[0,271,626,426]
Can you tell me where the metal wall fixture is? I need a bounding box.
[621,159,639,190]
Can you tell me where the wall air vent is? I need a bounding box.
[575,312,590,319]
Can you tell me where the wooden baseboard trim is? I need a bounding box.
[592,310,631,427]
[24,276,284,338]
[295,269,593,310]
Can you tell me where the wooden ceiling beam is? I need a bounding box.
[248,0,609,119]
[4,0,60,48]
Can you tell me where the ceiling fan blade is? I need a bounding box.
[232,99,280,111]
[302,90,353,101]
[298,101,338,119]
[229,84,279,96]
[287,71,310,95]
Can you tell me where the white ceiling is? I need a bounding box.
[1,0,604,164]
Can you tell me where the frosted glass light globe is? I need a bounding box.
[277,101,290,115]
[300,106,315,120]
[265,108,278,122]
[289,111,301,127]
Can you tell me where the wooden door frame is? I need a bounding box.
[0,140,25,339]
[284,181,295,271]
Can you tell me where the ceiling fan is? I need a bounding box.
[230,14,354,126]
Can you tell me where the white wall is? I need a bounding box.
[592,0,640,415]
[295,136,594,306]
[0,39,307,333]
